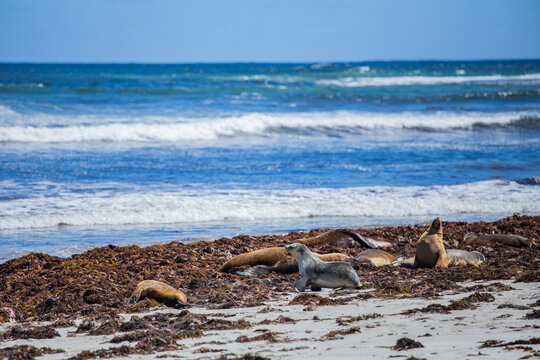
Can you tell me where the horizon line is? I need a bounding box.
[1,57,540,65]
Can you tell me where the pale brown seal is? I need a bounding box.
[396,217,485,268]
[413,217,450,268]
[218,246,350,273]
[129,280,187,308]
[354,249,398,267]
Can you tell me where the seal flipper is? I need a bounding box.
[237,261,300,276]
[294,276,309,292]
[338,230,375,248]
[393,256,417,268]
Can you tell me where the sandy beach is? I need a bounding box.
[1,215,539,359]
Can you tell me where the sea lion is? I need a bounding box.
[218,246,350,273]
[218,247,289,272]
[398,218,484,268]
[296,229,393,248]
[463,233,533,247]
[446,249,485,266]
[238,252,351,276]
[285,243,360,292]
[398,249,485,268]
[413,217,450,268]
[354,249,398,267]
[129,280,187,308]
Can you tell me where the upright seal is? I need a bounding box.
[401,217,484,268]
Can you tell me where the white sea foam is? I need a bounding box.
[0,180,538,230]
[316,73,540,87]
[0,111,534,143]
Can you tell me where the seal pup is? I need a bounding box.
[463,233,533,247]
[354,249,398,267]
[297,229,393,248]
[218,246,350,273]
[285,243,360,292]
[129,280,187,308]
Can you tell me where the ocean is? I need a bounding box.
[1,61,539,262]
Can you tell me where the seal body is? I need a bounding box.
[297,229,393,248]
[129,280,187,308]
[218,247,350,273]
[446,249,485,267]
[405,218,485,269]
[285,243,360,292]
[413,217,451,268]
[354,249,397,267]
[463,233,532,247]
[218,247,289,272]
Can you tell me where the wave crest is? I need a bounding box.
[0,112,537,143]
[0,180,538,230]
[317,73,540,87]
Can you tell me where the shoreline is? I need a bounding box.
[1,214,539,359]
[2,212,536,264]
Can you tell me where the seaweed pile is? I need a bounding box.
[0,214,538,323]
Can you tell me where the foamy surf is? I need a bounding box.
[0,111,536,143]
[316,73,540,87]
[0,180,538,230]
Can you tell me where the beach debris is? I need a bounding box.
[393,337,424,350]
[1,325,60,340]
[236,330,280,343]
[322,326,361,339]
[0,306,17,323]
[403,292,495,314]
[0,345,64,359]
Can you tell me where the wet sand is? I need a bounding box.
[0,214,539,359]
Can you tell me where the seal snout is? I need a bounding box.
[285,243,303,258]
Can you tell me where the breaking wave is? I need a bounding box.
[0,180,538,230]
[0,111,538,143]
[317,73,540,87]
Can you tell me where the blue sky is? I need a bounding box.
[1,0,539,63]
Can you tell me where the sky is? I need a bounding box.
[0,0,539,63]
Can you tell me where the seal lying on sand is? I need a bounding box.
[398,218,485,268]
[218,246,349,273]
[285,243,360,292]
[463,233,533,247]
[129,280,187,308]
[297,229,393,248]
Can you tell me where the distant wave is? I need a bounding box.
[0,180,538,230]
[316,73,540,87]
[0,111,538,143]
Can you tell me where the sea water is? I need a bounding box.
[1,61,539,261]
